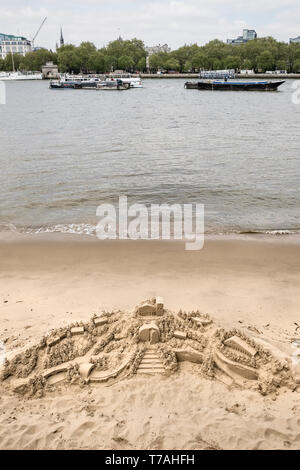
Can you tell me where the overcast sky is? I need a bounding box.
[1,0,299,50]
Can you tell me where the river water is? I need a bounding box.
[0,78,299,237]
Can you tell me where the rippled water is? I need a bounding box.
[0,79,299,236]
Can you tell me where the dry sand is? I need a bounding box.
[0,235,300,450]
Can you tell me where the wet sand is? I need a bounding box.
[1,236,299,346]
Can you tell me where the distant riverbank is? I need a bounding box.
[141,73,300,79]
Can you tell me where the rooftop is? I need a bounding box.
[0,33,28,41]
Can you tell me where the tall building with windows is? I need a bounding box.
[290,36,300,44]
[0,33,32,59]
[227,29,257,45]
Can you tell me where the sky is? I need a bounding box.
[0,0,299,50]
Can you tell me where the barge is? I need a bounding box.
[184,80,285,91]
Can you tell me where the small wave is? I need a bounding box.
[0,222,19,233]
[23,223,97,236]
[3,223,300,239]
[239,229,300,235]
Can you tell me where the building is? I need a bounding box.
[227,29,257,45]
[145,43,171,55]
[290,36,300,44]
[0,33,31,59]
[42,61,59,79]
[145,44,171,71]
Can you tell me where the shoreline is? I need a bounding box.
[0,229,300,244]
[140,73,300,79]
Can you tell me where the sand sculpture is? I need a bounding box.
[0,297,298,399]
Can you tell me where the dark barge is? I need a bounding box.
[184,80,285,91]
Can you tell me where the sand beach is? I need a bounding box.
[0,235,299,450]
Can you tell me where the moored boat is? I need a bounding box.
[107,73,143,88]
[95,80,130,90]
[184,80,285,91]
[49,73,142,89]
[49,80,82,89]
[50,78,131,90]
[0,71,42,81]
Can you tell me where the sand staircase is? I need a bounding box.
[137,347,165,375]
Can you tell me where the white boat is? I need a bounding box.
[51,73,143,89]
[0,71,42,81]
[62,74,103,83]
[120,77,143,88]
[64,73,143,88]
[107,73,143,88]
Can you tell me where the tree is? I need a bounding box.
[57,45,81,73]
[289,42,300,71]
[183,60,192,72]
[242,59,253,70]
[21,49,57,71]
[136,57,146,72]
[240,40,262,71]
[191,52,209,70]
[276,59,287,71]
[77,41,97,72]
[122,38,146,66]
[293,59,300,72]
[149,54,162,72]
[88,51,106,73]
[224,55,240,70]
[3,53,23,71]
[171,44,198,72]
[203,39,227,64]
[105,54,115,72]
[164,58,180,71]
[106,38,146,70]
[257,50,275,71]
[118,55,134,71]
[212,58,223,70]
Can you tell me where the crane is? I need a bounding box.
[31,17,47,50]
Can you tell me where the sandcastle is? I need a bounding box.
[0,297,298,399]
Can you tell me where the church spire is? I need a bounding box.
[60,27,64,46]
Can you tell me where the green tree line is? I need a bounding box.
[0,48,57,72]
[1,37,300,73]
[149,38,300,73]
